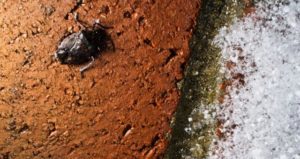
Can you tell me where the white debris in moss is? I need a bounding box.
[185,105,216,136]
[209,0,300,159]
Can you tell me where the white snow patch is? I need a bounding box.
[209,1,300,159]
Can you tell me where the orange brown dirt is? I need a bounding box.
[0,0,200,158]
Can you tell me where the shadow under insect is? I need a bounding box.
[55,25,114,72]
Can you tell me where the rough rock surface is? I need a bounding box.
[0,0,199,158]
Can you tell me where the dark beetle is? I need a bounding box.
[55,27,106,64]
[55,21,112,72]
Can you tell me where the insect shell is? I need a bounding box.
[55,28,106,65]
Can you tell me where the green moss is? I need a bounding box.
[165,0,245,158]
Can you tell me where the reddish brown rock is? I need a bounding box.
[0,0,200,158]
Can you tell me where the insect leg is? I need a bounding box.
[79,56,95,73]
[93,19,113,30]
